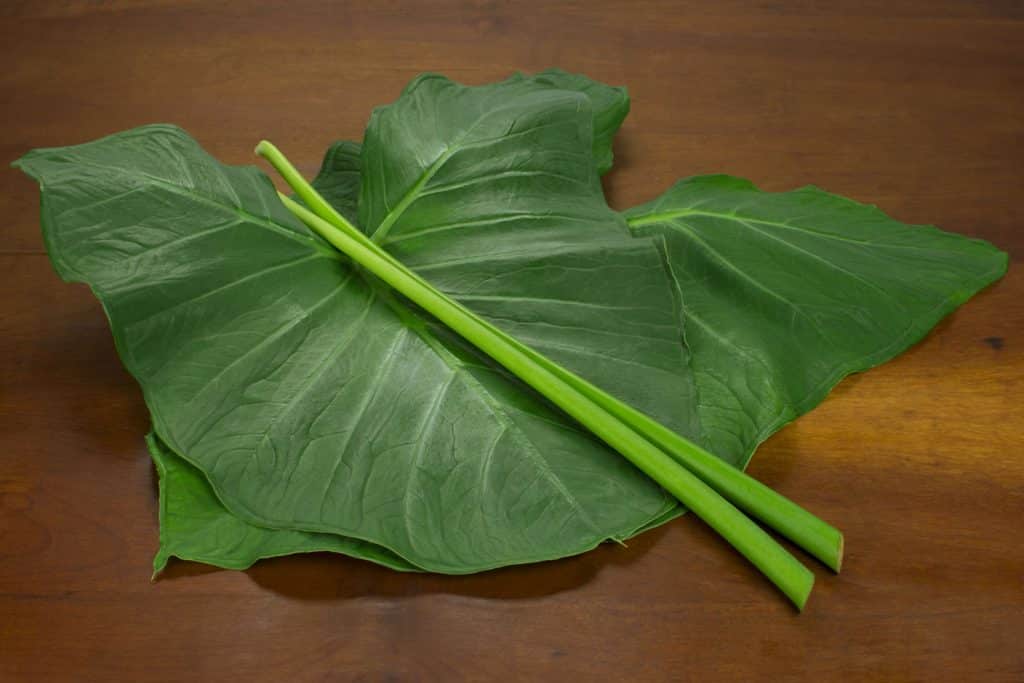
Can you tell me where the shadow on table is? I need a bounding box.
[156,520,674,602]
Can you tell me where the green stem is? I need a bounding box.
[255,140,843,573]
[276,191,814,610]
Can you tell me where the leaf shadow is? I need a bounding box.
[156,560,226,581]
[237,520,673,602]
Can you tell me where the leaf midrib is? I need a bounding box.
[626,205,952,254]
[370,148,454,244]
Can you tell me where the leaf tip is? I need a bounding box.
[151,552,168,581]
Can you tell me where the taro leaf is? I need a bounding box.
[147,432,414,574]
[624,176,1009,466]
[17,76,694,573]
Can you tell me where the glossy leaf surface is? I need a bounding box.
[625,176,1008,465]
[17,75,694,573]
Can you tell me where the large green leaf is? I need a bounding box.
[624,176,1008,465]
[147,433,414,573]
[17,76,695,573]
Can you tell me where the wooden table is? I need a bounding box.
[2,2,1021,680]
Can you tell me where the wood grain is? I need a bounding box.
[1,1,1021,680]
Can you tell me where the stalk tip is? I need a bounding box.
[254,139,275,158]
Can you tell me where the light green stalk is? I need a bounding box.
[257,141,821,609]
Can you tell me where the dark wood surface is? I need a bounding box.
[2,2,1021,680]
